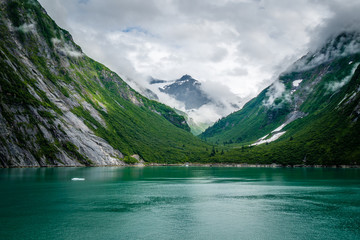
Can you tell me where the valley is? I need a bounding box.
[0,0,359,167]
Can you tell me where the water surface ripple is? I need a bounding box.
[0,167,359,240]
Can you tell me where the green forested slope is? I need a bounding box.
[200,32,360,165]
[0,0,208,166]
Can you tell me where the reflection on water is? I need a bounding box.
[0,167,359,240]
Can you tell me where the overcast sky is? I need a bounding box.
[38,0,360,100]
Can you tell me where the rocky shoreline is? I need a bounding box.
[4,163,360,168]
[144,163,360,168]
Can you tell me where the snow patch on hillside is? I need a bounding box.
[272,123,287,133]
[251,131,286,146]
[292,79,302,87]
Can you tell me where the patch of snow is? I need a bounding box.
[177,80,186,85]
[292,79,302,87]
[338,93,350,106]
[349,92,357,101]
[272,123,287,133]
[339,91,358,107]
[251,131,286,146]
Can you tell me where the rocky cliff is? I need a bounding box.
[0,0,206,167]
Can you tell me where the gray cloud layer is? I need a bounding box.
[38,0,360,123]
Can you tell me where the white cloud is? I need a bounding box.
[327,63,359,92]
[38,0,360,123]
[38,0,328,94]
[51,38,83,58]
[17,23,36,33]
[263,80,286,107]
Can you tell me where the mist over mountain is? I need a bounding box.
[1,0,360,167]
[201,30,360,165]
[159,75,212,110]
[138,74,243,135]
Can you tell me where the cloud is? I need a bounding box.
[263,80,286,107]
[133,75,242,125]
[287,1,360,72]
[327,62,360,92]
[38,0,331,97]
[200,80,241,106]
[17,23,36,33]
[52,38,83,58]
[227,67,248,76]
[308,1,360,51]
[37,0,360,123]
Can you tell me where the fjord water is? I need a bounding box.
[0,167,359,240]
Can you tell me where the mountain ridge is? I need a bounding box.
[158,74,212,110]
[1,0,359,167]
[200,31,360,165]
[0,0,208,167]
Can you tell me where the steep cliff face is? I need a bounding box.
[0,0,205,167]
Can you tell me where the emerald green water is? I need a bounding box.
[0,167,359,240]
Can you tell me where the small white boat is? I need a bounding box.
[71,178,85,181]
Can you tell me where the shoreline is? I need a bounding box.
[145,163,360,168]
[1,163,360,168]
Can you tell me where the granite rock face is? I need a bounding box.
[0,0,125,167]
[0,0,198,167]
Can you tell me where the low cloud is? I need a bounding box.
[309,1,360,51]
[227,67,248,77]
[289,2,360,72]
[263,80,286,107]
[327,62,359,92]
[135,76,242,125]
[291,32,360,72]
[38,0,334,100]
[17,23,36,33]
[200,80,241,106]
[38,0,360,124]
[52,38,83,58]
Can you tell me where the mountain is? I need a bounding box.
[201,32,360,165]
[147,74,241,135]
[155,74,216,135]
[159,75,212,110]
[0,0,209,167]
